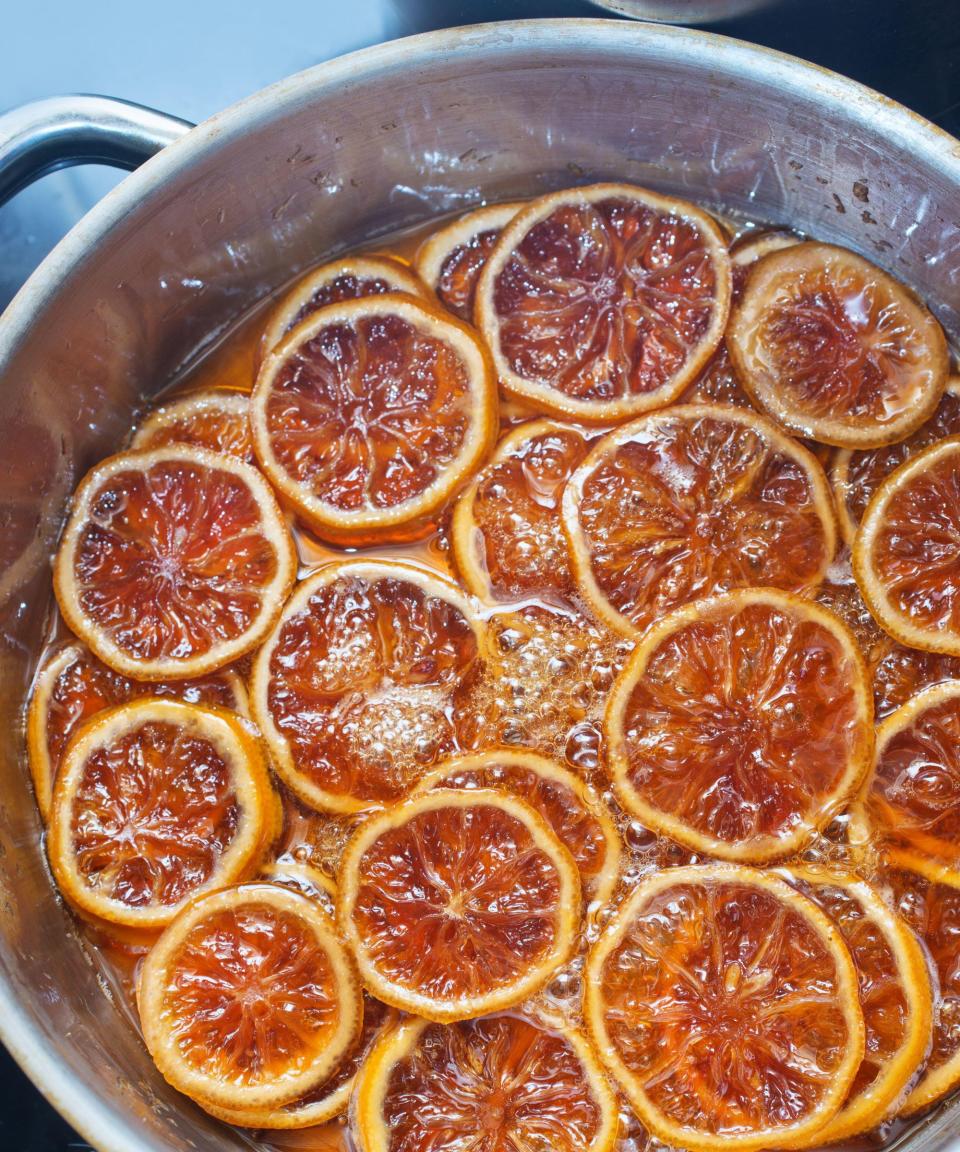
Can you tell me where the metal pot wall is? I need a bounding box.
[0,17,959,1152]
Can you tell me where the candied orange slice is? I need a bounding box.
[584,864,865,1151]
[138,882,362,1112]
[251,560,484,813]
[130,391,255,464]
[53,446,296,679]
[262,255,429,355]
[562,404,836,638]
[862,681,960,878]
[251,293,497,545]
[26,641,246,821]
[855,437,960,655]
[354,1013,618,1152]
[452,419,594,603]
[337,788,580,1021]
[413,201,525,321]
[604,589,873,861]
[475,183,731,423]
[413,750,621,903]
[833,378,960,545]
[48,699,275,928]
[883,855,960,1115]
[729,242,948,448]
[784,867,932,1144]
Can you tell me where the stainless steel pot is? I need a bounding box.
[1,17,959,1152]
[584,0,780,22]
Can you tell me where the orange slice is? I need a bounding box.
[584,863,865,1151]
[475,183,731,423]
[604,589,873,861]
[451,418,594,604]
[728,242,948,448]
[832,378,960,545]
[27,641,246,821]
[48,699,275,929]
[413,750,621,903]
[354,1013,618,1152]
[855,437,960,655]
[261,255,429,355]
[784,866,932,1144]
[729,228,801,300]
[861,681,960,878]
[250,293,497,546]
[337,788,580,1021]
[413,201,525,321]
[250,560,485,813]
[138,882,362,1112]
[883,855,960,1115]
[53,446,296,679]
[562,404,836,638]
[130,391,255,464]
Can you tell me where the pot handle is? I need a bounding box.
[0,95,194,206]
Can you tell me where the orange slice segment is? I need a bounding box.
[251,560,485,813]
[451,418,594,604]
[138,882,362,1112]
[413,750,621,903]
[862,681,960,879]
[27,641,246,821]
[48,699,275,928]
[883,855,960,1115]
[728,242,948,448]
[475,182,731,422]
[337,788,580,1021]
[251,293,497,545]
[832,378,960,545]
[413,201,525,321]
[130,391,255,464]
[855,437,960,655]
[562,404,836,638]
[604,589,873,861]
[261,255,429,355]
[584,863,865,1151]
[53,446,296,679]
[784,867,932,1144]
[354,1013,618,1152]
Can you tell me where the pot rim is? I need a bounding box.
[3,17,960,1152]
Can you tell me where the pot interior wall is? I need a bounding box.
[1,20,959,1152]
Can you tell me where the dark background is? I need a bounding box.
[1,0,958,1147]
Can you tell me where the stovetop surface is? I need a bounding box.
[1,0,958,1147]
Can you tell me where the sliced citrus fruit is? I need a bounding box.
[251,293,497,545]
[413,201,525,322]
[475,182,731,423]
[250,560,484,813]
[130,390,255,464]
[138,882,362,1112]
[48,699,275,928]
[261,255,429,355]
[855,437,960,655]
[832,378,960,545]
[728,241,948,448]
[53,445,296,679]
[562,404,836,638]
[27,640,246,821]
[861,681,960,878]
[882,855,960,1115]
[584,863,865,1152]
[451,418,594,604]
[354,1013,618,1152]
[784,866,932,1144]
[413,750,621,903]
[604,589,873,862]
[729,228,801,300]
[337,788,580,1021]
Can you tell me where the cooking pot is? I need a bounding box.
[584,0,780,21]
[0,18,959,1152]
